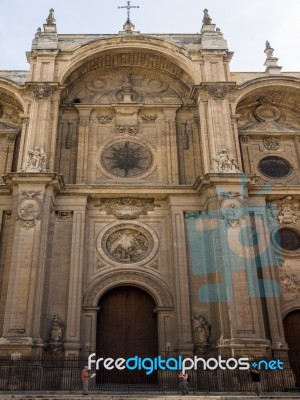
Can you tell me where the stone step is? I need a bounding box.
[0,394,300,400]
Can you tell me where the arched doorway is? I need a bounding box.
[283,310,300,385]
[96,286,158,384]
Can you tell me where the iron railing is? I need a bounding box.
[0,355,299,393]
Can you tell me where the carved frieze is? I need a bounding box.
[207,84,228,100]
[213,149,240,173]
[263,136,280,150]
[32,85,52,100]
[116,125,139,135]
[271,196,299,224]
[98,198,158,219]
[17,191,41,230]
[97,114,114,124]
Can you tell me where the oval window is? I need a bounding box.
[258,156,292,178]
[275,228,300,251]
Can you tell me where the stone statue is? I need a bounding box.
[213,149,240,173]
[191,314,210,354]
[26,146,46,172]
[46,9,56,24]
[203,9,212,25]
[50,314,65,342]
[265,40,271,50]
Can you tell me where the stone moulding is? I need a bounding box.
[84,270,173,308]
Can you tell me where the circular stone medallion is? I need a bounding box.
[17,198,41,221]
[97,222,158,266]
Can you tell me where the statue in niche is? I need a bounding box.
[26,146,46,172]
[191,314,211,354]
[50,314,66,343]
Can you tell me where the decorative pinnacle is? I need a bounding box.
[46,8,56,24]
[265,41,273,51]
[203,9,212,25]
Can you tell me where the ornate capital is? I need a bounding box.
[32,85,52,100]
[207,84,228,100]
[240,135,250,143]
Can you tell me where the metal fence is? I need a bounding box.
[0,355,299,393]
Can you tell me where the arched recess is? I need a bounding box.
[283,309,300,385]
[59,36,198,87]
[82,270,174,354]
[233,78,300,181]
[0,82,24,178]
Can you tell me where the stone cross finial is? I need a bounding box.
[203,9,212,24]
[46,8,56,24]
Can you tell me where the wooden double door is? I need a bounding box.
[96,286,158,383]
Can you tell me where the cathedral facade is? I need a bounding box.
[0,8,300,362]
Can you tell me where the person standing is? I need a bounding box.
[178,371,189,396]
[250,366,262,396]
[81,366,92,395]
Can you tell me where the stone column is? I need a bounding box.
[0,173,64,354]
[82,307,99,354]
[64,198,87,356]
[163,109,179,185]
[75,107,91,184]
[169,198,194,355]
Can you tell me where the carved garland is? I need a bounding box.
[84,271,173,307]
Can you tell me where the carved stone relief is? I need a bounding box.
[97,197,158,219]
[0,93,23,126]
[97,221,159,266]
[263,136,280,150]
[32,85,52,100]
[57,211,73,222]
[240,135,250,143]
[116,125,139,135]
[271,196,299,224]
[4,210,12,219]
[280,271,300,296]
[103,226,152,264]
[24,146,46,172]
[17,191,41,229]
[191,314,210,355]
[207,85,228,100]
[97,114,114,124]
[141,114,157,122]
[220,195,244,228]
[213,149,240,173]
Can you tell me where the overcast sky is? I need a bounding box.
[0,0,299,72]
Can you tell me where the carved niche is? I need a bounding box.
[97,197,158,220]
[191,314,211,355]
[17,191,41,229]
